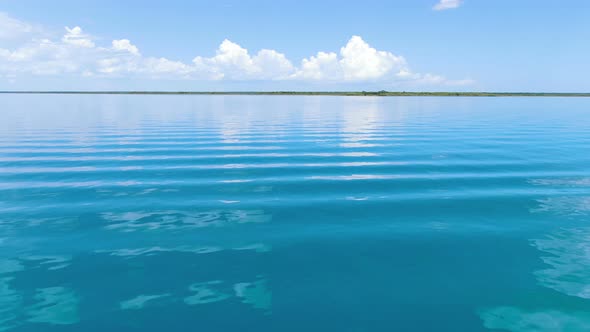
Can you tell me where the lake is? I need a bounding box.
[1,95,590,331]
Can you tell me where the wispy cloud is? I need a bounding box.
[0,12,34,40]
[0,12,472,86]
[433,0,463,11]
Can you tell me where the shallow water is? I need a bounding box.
[1,95,590,331]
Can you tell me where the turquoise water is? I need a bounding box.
[1,95,590,331]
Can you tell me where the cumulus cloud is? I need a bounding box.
[295,36,408,81]
[62,26,95,48]
[296,51,340,80]
[433,0,463,11]
[0,12,472,86]
[340,35,407,80]
[112,39,140,55]
[193,39,294,80]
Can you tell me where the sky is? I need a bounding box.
[0,0,589,92]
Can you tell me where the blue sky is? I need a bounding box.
[0,0,589,91]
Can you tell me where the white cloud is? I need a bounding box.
[142,57,194,76]
[296,51,340,80]
[0,12,33,40]
[433,0,463,11]
[339,35,407,80]
[251,49,294,80]
[112,39,140,55]
[293,36,468,86]
[62,26,95,48]
[192,39,294,80]
[411,73,475,86]
[0,38,88,75]
[294,36,409,81]
[0,12,472,86]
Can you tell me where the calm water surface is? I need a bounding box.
[1,95,590,331]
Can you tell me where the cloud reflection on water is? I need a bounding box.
[480,178,590,331]
[102,209,271,232]
[480,307,590,331]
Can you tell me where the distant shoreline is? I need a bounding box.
[1,91,590,97]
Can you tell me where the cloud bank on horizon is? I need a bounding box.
[0,12,472,87]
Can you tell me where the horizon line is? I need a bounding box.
[1,91,590,97]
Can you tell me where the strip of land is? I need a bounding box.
[1,91,590,97]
